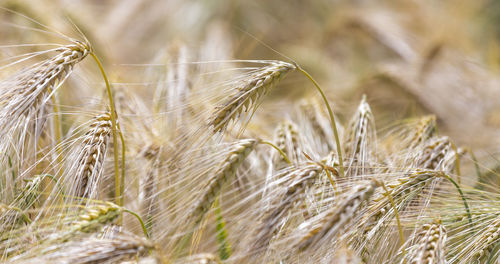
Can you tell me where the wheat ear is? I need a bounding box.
[344,95,376,177]
[250,164,323,253]
[209,61,295,132]
[298,179,379,251]
[73,112,113,200]
[407,220,447,264]
[188,139,257,226]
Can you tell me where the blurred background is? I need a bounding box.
[2,0,500,176]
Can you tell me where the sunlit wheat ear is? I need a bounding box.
[0,41,90,150]
[249,164,323,253]
[297,179,379,252]
[11,234,155,264]
[407,115,437,149]
[416,136,457,173]
[273,120,301,169]
[71,112,113,200]
[70,202,121,234]
[209,61,295,133]
[403,220,447,264]
[344,96,376,177]
[187,139,257,226]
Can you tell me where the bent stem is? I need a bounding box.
[124,209,150,239]
[442,173,472,226]
[89,53,121,205]
[260,140,291,165]
[295,64,345,178]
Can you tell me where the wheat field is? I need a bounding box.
[1,1,500,263]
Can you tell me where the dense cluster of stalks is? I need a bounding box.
[2,1,500,263]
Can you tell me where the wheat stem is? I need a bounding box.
[442,173,472,226]
[260,140,291,165]
[295,64,345,178]
[89,53,123,212]
[124,209,150,239]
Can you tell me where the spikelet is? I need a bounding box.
[250,164,323,253]
[188,139,257,225]
[344,96,376,177]
[273,120,301,169]
[296,180,378,252]
[73,112,113,200]
[209,61,295,132]
[405,220,447,264]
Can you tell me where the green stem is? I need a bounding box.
[295,65,345,178]
[124,209,150,238]
[117,123,126,209]
[442,173,472,226]
[89,53,121,211]
[260,140,291,164]
[214,198,231,260]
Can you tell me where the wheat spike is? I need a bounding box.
[297,179,379,251]
[273,120,301,168]
[344,96,376,177]
[250,164,323,253]
[188,139,257,225]
[416,136,456,173]
[407,115,437,149]
[0,41,90,140]
[407,220,447,264]
[10,234,155,264]
[209,61,295,132]
[73,112,113,199]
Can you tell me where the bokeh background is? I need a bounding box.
[2,0,500,180]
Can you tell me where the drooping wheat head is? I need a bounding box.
[209,61,295,133]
